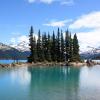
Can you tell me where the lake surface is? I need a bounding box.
[0,60,27,64]
[0,65,100,100]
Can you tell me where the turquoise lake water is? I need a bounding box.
[0,65,100,100]
[0,60,27,64]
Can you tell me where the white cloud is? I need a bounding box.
[28,0,35,3]
[10,35,28,44]
[40,0,54,4]
[10,38,16,44]
[27,0,55,4]
[69,11,100,29]
[27,0,74,5]
[68,11,100,52]
[77,29,100,52]
[61,0,74,5]
[10,34,38,44]
[43,19,72,27]
[17,35,29,43]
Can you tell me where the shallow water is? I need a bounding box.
[0,60,27,64]
[0,65,100,100]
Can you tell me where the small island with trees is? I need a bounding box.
[27,26,81,66]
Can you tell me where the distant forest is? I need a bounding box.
[28,26,80,63]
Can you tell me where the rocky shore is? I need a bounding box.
[0,61,100,68]
[0,62,27,68]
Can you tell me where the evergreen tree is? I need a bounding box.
[51,31,56,62]
[73,33,80,61]
[42,33,47,61]
[69,33,73,62]
[33,36,38,62]
[37,30,44,62]
[56,28,61,62]
[61,30,65,62]
[41,34,45,61]
[65,29,70,62]
[28,26,35,63]
[47,33,51,61]
[27,27,80,63]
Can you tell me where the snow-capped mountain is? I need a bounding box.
[9,34,38,52]
[81,46,100,54]
[0,42,13,51]
[80,46,100,59]
[0,42,29,59]
[10,41,29,52]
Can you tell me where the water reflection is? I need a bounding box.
[11,67,31,85]
[62,67,70,76]
[78,65,100,100]
[28,66,74,86]
[1,65,100,100]
[28,66,80,100]
[79,65,100,88]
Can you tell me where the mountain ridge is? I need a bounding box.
[0,42,29,60]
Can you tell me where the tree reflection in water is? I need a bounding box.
[28,66,80,100]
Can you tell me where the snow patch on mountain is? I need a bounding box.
[0,42,13,50]
[80,46,100,55]
[10,41,30,52]
[9,34,38,52]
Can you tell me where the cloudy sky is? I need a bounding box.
[0,0,100,51]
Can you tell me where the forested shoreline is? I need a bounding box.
[28,26,80,63]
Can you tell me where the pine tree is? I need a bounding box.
[51,31,56,62]
[42,32,48,61]
[56,28,61,62]
[65,29,70,62]
[61,30,65,62]
[69,33,73,62]
[33,36,38,62]
[27,27,80,63]
[28,26,35,63]
[37,30,44,62]
[41,34,45,61]
[73,33,80,61]
[46,33,51,62]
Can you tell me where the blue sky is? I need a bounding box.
[0,0,100,51]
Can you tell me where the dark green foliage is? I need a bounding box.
[37,30,44,62]
[33,36,38,62]
[56,28,61,62]
[61,30,65,62]
[28,27,80,63]
[27,26,35,63]
[73,34,80,61]
[65,29,70,61]
[46,33,52,62]
[42,33,47,61]
[69,33,73,62]
[51,31,57,61]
